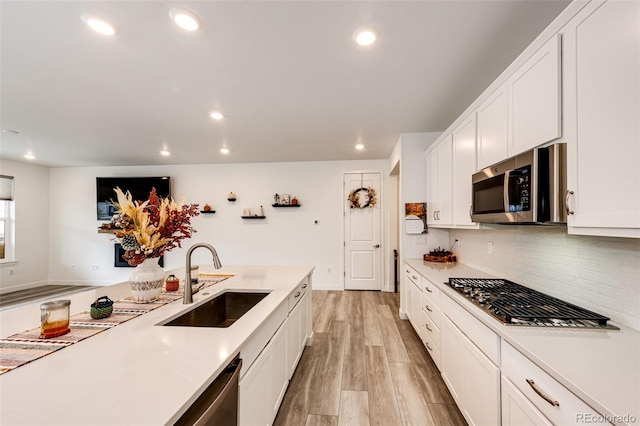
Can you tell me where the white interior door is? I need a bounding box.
[344,173,382,290]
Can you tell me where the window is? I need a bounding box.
[0,175,15,262]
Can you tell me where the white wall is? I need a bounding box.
[0,159,50,293]
[48,160,388,290]
[449,227,640,331]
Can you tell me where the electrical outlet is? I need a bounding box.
[327,267,331,273]
[487,242,493,255]
[91,264,100,271]
[414,235,427,245]
[454,238,461,248]
[71,264,75,270]
[8,269,14,276]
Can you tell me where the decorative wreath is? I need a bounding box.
[348,187,377,209]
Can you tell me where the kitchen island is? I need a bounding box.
[0,264,314,425]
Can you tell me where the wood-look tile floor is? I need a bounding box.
[274,290,467,426]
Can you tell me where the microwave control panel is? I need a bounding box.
[508,165,531,212]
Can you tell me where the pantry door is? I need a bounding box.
[344,172,382,290]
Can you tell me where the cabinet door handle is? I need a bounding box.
[294,291,301,298]
[469,205,473,219]
[373,244,380,248]
[424,286,433,293]
[526,379,560,407]
[424,305,432,313]
[425,323,432,332]
[425,342,433,351]
[302,284,308,289]
[412,275,418,280]
[565,190,575,215]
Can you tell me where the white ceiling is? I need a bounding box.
[0,1,570,168]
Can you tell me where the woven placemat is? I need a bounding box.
[0,275,231,375]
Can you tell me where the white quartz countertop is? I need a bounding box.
[405,258,640,426]
[0,265,314,426]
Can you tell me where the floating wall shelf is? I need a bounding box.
[272,204,301,208]
[241,216,266,219]
[200,210,216,214]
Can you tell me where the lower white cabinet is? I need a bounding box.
[239,320,288,426]
[287,290,309,379]
[502,376,553,426]
[501,342,608,425]
[441,315,501,426]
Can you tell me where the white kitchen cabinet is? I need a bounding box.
[451,113,479,227]
[477,82,509,170]
[240,320,288,426]
[502,376,553,426]
[441,314,501,426]
[562,0,640,238]
[287,294,303,379]
[508,34,562,156]
[501,342,608,425]
[426,135,453,226]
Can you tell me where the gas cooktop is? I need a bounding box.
[447,278,618,330]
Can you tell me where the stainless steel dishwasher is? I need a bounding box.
[174,355,242,426]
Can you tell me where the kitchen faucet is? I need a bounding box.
[184,243,222,304]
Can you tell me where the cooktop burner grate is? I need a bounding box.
[448,278,617,329]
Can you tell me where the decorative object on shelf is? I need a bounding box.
[200,203,216,214]
[39,300,70,339]
[279,194,290,205]
[348,186,377,209]
[129,257,165,302]
[165,274,180,292]
[259,205,264,216]
[90,296,114,319]
[274,193,280,204]
[291,197,299,206]
[227,192,237,201]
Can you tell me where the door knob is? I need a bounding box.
[373,244,380,248]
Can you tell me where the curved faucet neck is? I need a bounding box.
[183,243,222,304]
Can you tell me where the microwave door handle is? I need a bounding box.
[503,170,511,212]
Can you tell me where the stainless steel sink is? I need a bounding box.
[161,291,270,328]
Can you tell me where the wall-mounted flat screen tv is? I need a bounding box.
[96,176,171,220]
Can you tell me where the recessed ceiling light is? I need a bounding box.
[220,148,230,154]
[355,143,365,150]
[81,13,118,36]
[353,27,378,46]
[169,8,201,31]
[210,111,224,120]
[24,153,36,160]
[160,150,171,156]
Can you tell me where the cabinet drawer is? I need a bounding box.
[288,279,308,312]
[422,278,441,309]
[404,265,421,287]
[421,291,442,331]
[502,343,607,425]
[442,294,500,365]
[422,310,441,350]
[422,330,441,371]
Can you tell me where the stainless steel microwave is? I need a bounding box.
[471,143,567,224]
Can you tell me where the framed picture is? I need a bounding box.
[280,194,290,205]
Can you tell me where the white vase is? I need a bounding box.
[129,257,165,303]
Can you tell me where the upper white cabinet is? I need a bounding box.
[452,113,479,227]
[562,0,640,238]
[477,82,509,170]
[426,136,453,226]
[508,34,562,157]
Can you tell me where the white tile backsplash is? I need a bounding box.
[450,227,640,331]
